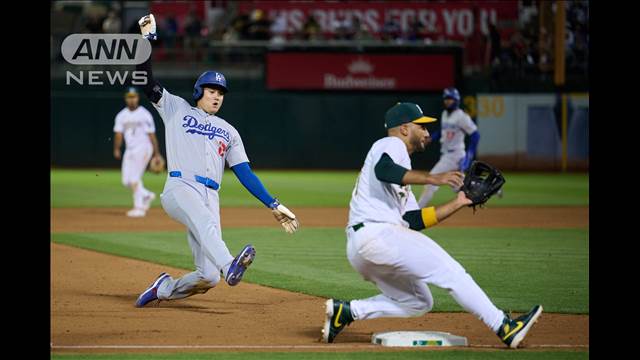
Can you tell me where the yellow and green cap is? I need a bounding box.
[125,87,139,97]
[384,102,437,129]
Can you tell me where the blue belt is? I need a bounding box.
[169,171,220,190]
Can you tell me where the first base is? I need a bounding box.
[371,331,468,347]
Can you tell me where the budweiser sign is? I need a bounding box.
[324,57,395,89]
[266,52,456,91]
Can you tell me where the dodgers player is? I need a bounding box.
[322,102,542,348]
[113,87,160,218]
[133,15,299,307]
[417,88,480,207]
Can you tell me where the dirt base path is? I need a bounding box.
[51,243,588,353]
[51,206,589,233]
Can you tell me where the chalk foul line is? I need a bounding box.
[50,344,589,350]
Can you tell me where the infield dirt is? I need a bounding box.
[51,206,588,233]
[51,206,588,353]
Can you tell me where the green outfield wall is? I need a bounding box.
[51,78,447,170]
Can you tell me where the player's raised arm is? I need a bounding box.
[135,14,189,124]
[135,15,164,104]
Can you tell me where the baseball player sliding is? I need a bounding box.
[133,15,299,307]
[113,87,161,218]
[418,88,480,207]
[322,102,541,348]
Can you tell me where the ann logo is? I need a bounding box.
[72,38,137,61]
[61,34,152,65]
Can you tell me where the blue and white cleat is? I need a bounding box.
[225,244,256,286]
[135,272,170,307]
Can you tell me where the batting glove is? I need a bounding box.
[269,199,299,234]
[138,14,157,40]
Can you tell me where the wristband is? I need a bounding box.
[421,207,438,228]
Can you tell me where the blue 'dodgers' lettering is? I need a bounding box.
[182,115,230,142]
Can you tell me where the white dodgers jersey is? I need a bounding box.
[152,88,249,186]
[439,109,477,154]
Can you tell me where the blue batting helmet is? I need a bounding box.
[443,87,460,110]
[193,71,228,101]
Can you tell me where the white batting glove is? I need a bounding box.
[138,14,157,40]
[270,200,299,234]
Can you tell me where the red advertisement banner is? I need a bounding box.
[266,52,455,91]
[238,0,518,41]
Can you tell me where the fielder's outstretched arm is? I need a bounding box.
[373,153,470,230]
[374,153,463,188]
[402,191,472,231]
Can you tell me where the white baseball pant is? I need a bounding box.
[156,178,235,300]
[121,144,153,209]
[346,223,504,332]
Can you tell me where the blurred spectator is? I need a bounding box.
[486,23,502,67]
[300,14,322,41]
[570,23,588,72]
[247,9,271,40]
[228,12,251,40]
[270,12,288,44]
[85,13,104,33]
[537,27,553,73]
[568,0,589,28]
[519,0,538,28]
[184,9,203,43]
[381,16,401,42]
[102,10,121,33]
[352,17,374,41]
[405,18,426,42]
[509,28,528,74]
[223,16,244,42]
[183,9,204,60]
[331,18,355,41]
[162,13,178,51]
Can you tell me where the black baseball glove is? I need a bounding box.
[461,161,505,210]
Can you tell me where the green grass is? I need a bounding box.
[51,169,589,208]
[50,350,589,360]
[52,227,588,314]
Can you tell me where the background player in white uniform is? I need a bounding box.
[322,102,542,348]
[418,87,480,207]
[133,15,299,308]
[113,87,161,218]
